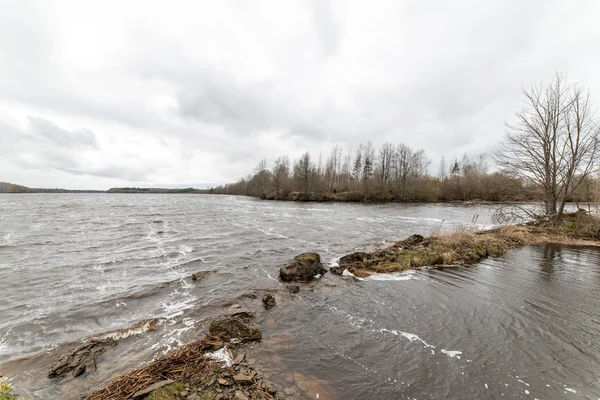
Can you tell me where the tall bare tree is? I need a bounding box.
[496,74,599,219]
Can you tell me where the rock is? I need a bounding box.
[209,316,262,341]
[338,251,368,266]
[328,266,346,275]
[48,338,117,379]
[393,234,424,250]
[132,379,174,399]
[233,352,246,365]
[218,378,231,386]
[279,253,325,283]
[233,374,253,384]
[180,390,189,397]
[286,285,300,293]
[262,294,276,309]
[284,387,297,395]
[234,390,249,400]
[225,304,255,320]
[72,364,86,378]
[190,270,216,281]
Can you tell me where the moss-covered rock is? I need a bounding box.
[279,252,325,282]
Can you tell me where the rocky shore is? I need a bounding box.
[330,210,600,278]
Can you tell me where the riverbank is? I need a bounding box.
[331,210,600,278]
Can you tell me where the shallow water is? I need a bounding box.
[0,194,598,399]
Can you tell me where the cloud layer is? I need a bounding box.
[1,0,600,189]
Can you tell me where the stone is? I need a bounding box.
[233,352,246,365]
[286,285,300,293]
[279,253,325,282]
[48,338,117,379]
[225,304,256,320]
[218,378,231,386]
[233,374,253,384]
[262,294,276,309]
[234,390,249,400]
[209,316,262,341]
[190,270,216,281]
[328,266,346,275]
[132,379,174,399]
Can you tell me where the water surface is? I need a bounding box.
[0,194,598,399]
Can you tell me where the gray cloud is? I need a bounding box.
[1,0,600,189]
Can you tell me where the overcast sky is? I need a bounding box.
[1,0,600,189]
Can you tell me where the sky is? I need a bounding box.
[1,0,600,190]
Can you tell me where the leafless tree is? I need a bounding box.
[294,152,317,195]
[376,142,393,184]
[272,155,290,192]
[496,74,600,219]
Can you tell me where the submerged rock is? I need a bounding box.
[279,252,325,282]
[209,316,262,341]
[262,293,276,309]
[48,338,117,379]
[328,266,346,275]
[286,284,300,293]
[190,270,216,281]
[225,304,256,320]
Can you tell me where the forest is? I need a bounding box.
[211,142,599,204]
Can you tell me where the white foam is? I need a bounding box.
[381,328,435,349]
[366,271,416,281]
[99,319,156,341]
[441,349,462,358]
[342,269,364,280]
[564,387,576,393]
[207,346,233,367]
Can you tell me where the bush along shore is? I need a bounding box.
[330,210,600,278]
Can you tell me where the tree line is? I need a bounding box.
[212,143,594,203]
[214,74,600,211]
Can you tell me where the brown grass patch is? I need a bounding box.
[341,212,600,276]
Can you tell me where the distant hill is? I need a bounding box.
[0,182,32,193]
[107,187,213,194]
[0,182,216,194]
[0,182,105,193]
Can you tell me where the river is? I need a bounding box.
[0,194,598,399]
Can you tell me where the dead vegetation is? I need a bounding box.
[82,335,276,400]
[335,211,600,277]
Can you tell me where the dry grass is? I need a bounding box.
[341,212,600,276]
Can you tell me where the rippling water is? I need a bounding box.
[0,194,598,399]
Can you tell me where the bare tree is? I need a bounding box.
[253,159,271,198]
[496,74,600,219]
[272,155,290,193]
[377,142,394,184]
[294,152,317,195]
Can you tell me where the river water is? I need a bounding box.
[0,194,598,399]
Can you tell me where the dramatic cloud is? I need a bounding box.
[1,0,600,189]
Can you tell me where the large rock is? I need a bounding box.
[262,294,276,309]
[279,253,325,282]
[48,338,117,379]
[392,234,424,250]
[209,316,262,341]
[338,252,368,266]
